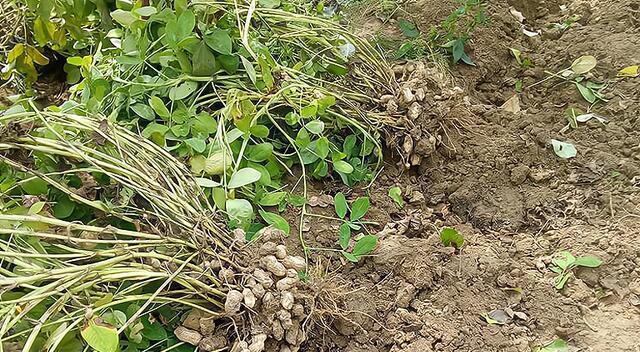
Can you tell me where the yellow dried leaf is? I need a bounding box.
[618,65,639,78]
[26,46,49,66]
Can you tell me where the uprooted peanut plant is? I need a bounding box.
[0,0,405,350]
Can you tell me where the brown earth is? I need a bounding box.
[5,0,639,351]
[279,0,640,351]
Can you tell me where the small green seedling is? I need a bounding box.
[550,14,580,32]
[388,186,404,208]
[334,192,377,261]
[515,79,524,93]
[440,227,464,249]
[533,338,569,352]
[532,55,608,106]
[550,251,602,289]
[567,55,607,104]
[561,107,608,133]
[394,19,429,60]
[509,48,533,69]
[435,0,487,66]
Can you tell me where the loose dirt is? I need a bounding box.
[5,0,639,351]
[279,0,640,351]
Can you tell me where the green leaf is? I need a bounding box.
[564,107,584,129]
[21,178,48,195]
[213,188,226,210]
[259,210,290,235]
[398,19,419,38]
[115,55,142,65]
[352,235,377,257]
[259,0,281,8]
[287,194,306,207]
[226,199,253,223]
[334,192,348,219]
[185,138,206,153]
[554,272,571,290]
[395,41,414,59]
[170,124,190,137]
[37,0,54,19]
[110,9,137,26]
[300,105,317,118]
[53,196,75,219]
[241,56,257,84]
[317,95,336,113]
[552,252,576,270]
[315,137,329,159]
[343,135,357,157]
[305,120,324,135]
[250,125,269,138]
[350,197,369,221]
[571,55,597,75]
[169,81,198,101]
[359,138,375,157]
[551,139,577,159]
[450,39,474,65]
[327,63,348,75]
[148,96,171,119]
[218,54,240,74]
[300,143,319,165]
[451,39,464,64]
[134,6,157,17]
[81,318,119,352]
[141,317,167,341]
[338,223,351,250]
[195,178,221,188]
[246,143,273,162]
[575,83,597,104]
[295,128,311,148]
[249,163,271,185]
[141,123,169,138]
[228,168,262,189]
[204,29,232,55]
[258,55,274,89]
[177,10,195,39]
[192,42,217,76]
[342,251,359,263]
[258,191,287,206]
[7,43,24,63]
[536,339,569,352]
[440,227,464,249]
[333,160,354,174]
[285,112,300,126]
[28,201,46,215]
[192,112,217,136]
[574,256,603,268]
[165,19,179,46]
[388,187,404,208]
[131,104,155,120]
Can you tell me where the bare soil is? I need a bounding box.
[279,0,640,351]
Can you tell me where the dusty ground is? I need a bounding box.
[4,0,638,351]
[281,0,640,351]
